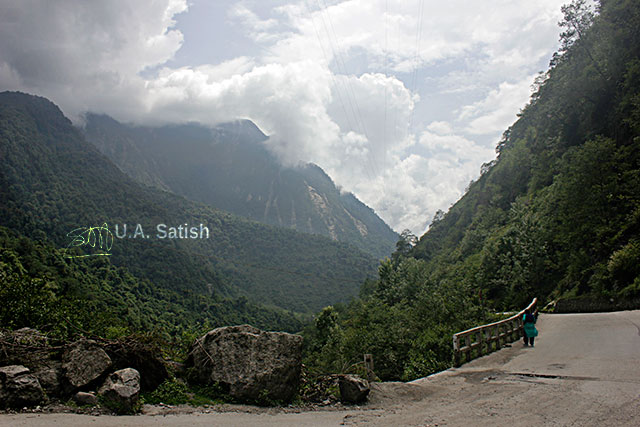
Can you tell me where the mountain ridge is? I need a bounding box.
[0,90,378,317]
[82,113,397,259]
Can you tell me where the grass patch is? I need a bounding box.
[141,378,232,407]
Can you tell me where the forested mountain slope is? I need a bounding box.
[82,115,397,259]
[411,0,640,309]
[0,227,302,338]
[302,0,640,382]
[0,91,377,320]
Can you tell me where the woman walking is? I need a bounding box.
[523,308,538,347]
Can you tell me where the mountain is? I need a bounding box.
[410,0,640,308]
[301,0,640,382]
[82,114,398,259]
[0,91,378,322]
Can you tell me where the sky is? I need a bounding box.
[0,0,569,234]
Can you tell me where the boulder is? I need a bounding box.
[104,341,168,391]
[73,391,98,406]
[32,361,62,396]
[0,365,45,408]
[5,328,48,347]
[188,325,303,403]
[98,368,140,414]
[338,374,370,404]
[62,339,112,390]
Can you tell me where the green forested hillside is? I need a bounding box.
[303,0,640,381]
[0,227,301,339]
[411,0,640,308]
[82,115,397,259]
[0,91,377,324]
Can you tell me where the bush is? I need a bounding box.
[143,378,189,405]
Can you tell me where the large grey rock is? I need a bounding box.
[62,339,112,389]
[188,325,303,403]
[339,374,370,404]
[0,365,45,408]
[32,361,62,396]
[73,391,98,406]
[98,368,140,414]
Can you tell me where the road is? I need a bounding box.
[2,310,640,426]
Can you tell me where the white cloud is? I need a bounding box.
[426,121,452,135]
[229,4,282,43]
[458,75,536,135]
[0,62,22,90]
[191,58,256,83]
[0,0,188,121]
[0,0,567,234]
[146,60,339,165]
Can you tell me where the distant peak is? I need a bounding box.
[0,91,72,128]
[213,119,268,142]
[0,91,62,113]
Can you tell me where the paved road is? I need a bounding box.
[383,309,640,426]
[3,310,640,426]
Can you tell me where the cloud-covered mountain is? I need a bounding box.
[83,114,398,259]
[0,0,567,235]
[0,91,378,315]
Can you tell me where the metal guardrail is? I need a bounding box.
[452,298,537,367]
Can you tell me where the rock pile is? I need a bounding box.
[0,324,354,411]
[0,328,164,414]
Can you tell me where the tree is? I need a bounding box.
[391,229,418,266]
[559,0,608,81]
[559,0,595,52]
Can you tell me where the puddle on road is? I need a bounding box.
[507,372,597,381]
[458,370,601,385]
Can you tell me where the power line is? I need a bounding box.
[304,1,379,182]
[316,0,381,180]
[383,0,389,196]
[408,0,425,134]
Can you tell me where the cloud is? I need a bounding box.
[426,121,453,135]
[229,4,282,43]
[326,73,416,167]
[458,75,536,135]
[384,128,494,233]
[0,0,567,234]
[190,57,256,82]
[327,119,494,234]
[146,60,339,165]
[0,61,22,89]
[0,0,187,121]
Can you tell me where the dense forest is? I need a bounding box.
[0,227,301,341]
[0,91,381,341]
[302,0,640,381]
